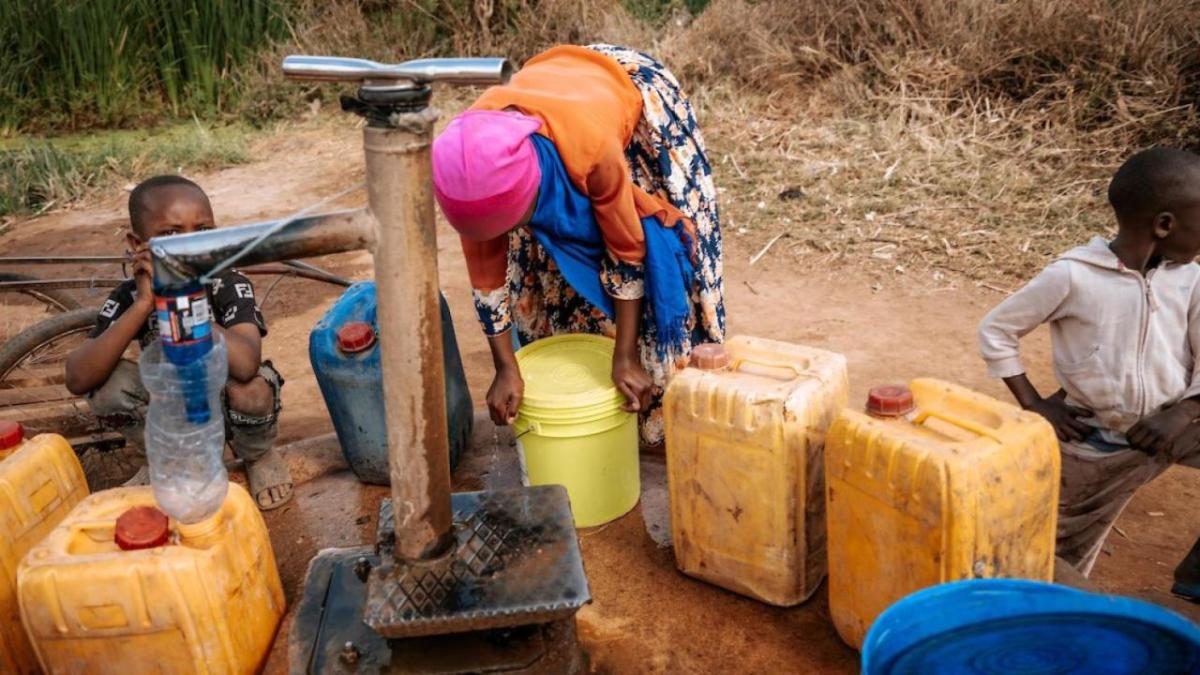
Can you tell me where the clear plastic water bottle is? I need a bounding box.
[154,282,215,423]
[139,332,229,524]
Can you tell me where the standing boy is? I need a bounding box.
[978,147,1200,599]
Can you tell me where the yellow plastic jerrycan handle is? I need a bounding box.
[730,358,803,382]
[914,409,1004,443]
[691,343,804,382]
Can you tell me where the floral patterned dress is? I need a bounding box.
[473,45,726,445]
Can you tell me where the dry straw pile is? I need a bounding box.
[664,0,1200,284]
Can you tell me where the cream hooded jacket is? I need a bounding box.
[978,236,1200,433]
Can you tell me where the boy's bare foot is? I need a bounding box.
[246,449,293,511]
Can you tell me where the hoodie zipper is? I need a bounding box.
[1136,269,1158,417]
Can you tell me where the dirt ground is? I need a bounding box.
[3,121,1198,674]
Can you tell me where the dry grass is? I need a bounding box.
[671,0,1200,144]
[234,0,652,124]
[664,0,1200,285]
[241,0,1200,286]
[12,0,1199,287]
[699,85,1119,287]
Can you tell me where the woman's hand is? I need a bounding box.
[613,353,653,413]
[610,296,651,413]
[488,366,524,426]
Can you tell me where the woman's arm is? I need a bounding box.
[486,331,523,426]
[612,297,652,412]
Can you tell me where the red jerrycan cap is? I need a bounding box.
[0,421,23,451]
[337,321,376,353]
[690,343,730,370]
[867,384,915,417]
[115,506,170,550]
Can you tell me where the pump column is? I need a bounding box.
[363,91,454,561]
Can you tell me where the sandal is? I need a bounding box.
[122,465,150,487]
[246,449,294,511]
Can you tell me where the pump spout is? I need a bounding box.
[149,209,375,289]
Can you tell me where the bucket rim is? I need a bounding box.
[516,404,634,434]
[515,334,625,409]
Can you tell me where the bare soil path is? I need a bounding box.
[3,122,1196,673]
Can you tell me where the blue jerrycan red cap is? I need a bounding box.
[337,321,376,353]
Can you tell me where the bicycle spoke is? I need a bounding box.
[2,362,66,388]
[1,326,90,388]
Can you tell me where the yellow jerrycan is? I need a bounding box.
[17,484,285,675]
[664,337,848,605]
[0,422,89,675]
[825,379,1059,649]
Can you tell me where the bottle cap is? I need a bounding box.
[337,321,377,353]
[690,343,730,370]
[115,506,170,550]
[867,384,915,417]
[0,421,22,452]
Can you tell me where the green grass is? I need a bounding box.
[0,121,255,217]
[0,0,288,133]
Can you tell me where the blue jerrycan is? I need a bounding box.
[310,282,472,484]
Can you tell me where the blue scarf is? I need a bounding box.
[526,134,694,357]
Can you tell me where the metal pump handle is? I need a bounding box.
[282,55,511,86]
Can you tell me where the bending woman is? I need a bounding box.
[431,44,725,446]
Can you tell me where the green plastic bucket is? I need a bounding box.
[514,334,639,527]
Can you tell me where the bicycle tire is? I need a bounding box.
[0,307,144,489]
[0,272,83,312]
[0,307,96,382]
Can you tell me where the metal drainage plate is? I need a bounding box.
[288,547,584,674]
[364,485,591,639]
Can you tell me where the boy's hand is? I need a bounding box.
[1163,419,1200,463]
[131,246,155,310]
[613,353,653,413]
[487,365,523,426]
[1026,391,1093,442]
[1128,400,1200,456]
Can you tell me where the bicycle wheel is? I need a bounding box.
[0,307,95,382]
[0,272,82,312]
[0,307,139,490]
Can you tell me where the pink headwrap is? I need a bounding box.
[432,110,542,241]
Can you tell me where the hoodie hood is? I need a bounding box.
[1058,236,1123,271]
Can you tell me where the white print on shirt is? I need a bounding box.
[234,283,254,299]
[208,276,225,294]
[223,306,238,324]
[99,299,120,318]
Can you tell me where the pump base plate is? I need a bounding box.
[289,547,584,674]
[289,486,590,673]
[363,485,590,638]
